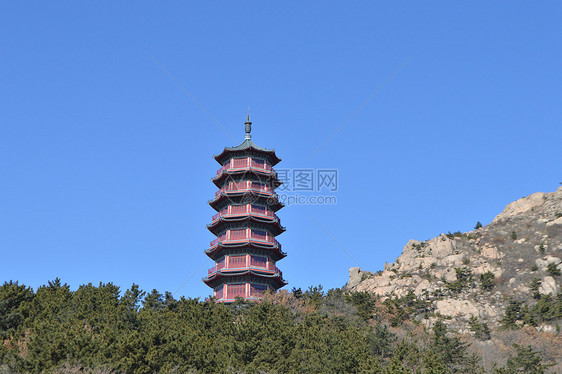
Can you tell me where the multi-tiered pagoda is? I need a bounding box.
[203,114,287,302]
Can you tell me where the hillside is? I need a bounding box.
[347,186,562,368]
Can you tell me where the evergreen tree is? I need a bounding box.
[468,316,491,341]
[530,278,542,300]
[495,344,554,374]
[369,323,396,359]
[0,281,34,337]
[344,291,375,321]
[142,289,165,310]
[430,320,477,372]
[501,299,524,329]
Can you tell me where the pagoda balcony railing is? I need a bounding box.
[211,204,275,222]
[207,262,281,276]
[209,229,278,247]
[214,181,273,198]
[216,157,273,176]
[214,284,276,301]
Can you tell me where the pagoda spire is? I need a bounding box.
[244,110,252,140]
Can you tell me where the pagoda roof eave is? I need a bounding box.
[204,242,287,261]
[211,171,282,188]
[214,139,281,166]
[209,193,284,211]
[203,270,287,288]
[206,217,286,236]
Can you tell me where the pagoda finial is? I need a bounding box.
[244,109,252,140]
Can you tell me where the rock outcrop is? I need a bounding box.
[347,186,562,331]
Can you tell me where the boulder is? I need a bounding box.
[436,299,480,318]
[535,256,562,271]
[539,276,558,295]
[414,279,431,297]
[428,235,455,258]
[480,245,503,260]
[546,216,562,227]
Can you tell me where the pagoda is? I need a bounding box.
[203,114,287,302]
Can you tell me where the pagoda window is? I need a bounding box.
[231,181,247,190]
[250,284,268,297]
[229,229,246,240]
[231,157,249,168]
[250,255,267,268]
[215,285,224,299]
[252,229,268,241]
[251,204,266,215]
[228,283,246,299]
[216,257,225,270]
[230,204,247,214]
[229,255,246,268]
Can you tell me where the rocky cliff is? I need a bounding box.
[347,187,562,332]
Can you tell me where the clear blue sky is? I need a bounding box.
[1,2,561,299]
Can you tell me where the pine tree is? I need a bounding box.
[501,299,524,329]
[468,316,491,341]
[0,281,34,338]
[495,344,554,374]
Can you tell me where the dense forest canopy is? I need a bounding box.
[0,280,556,373]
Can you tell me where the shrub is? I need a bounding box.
[530,293,562,322]
[531,263,538,271]
[538,243,545,254]
[546,262,560,276]
[361,272,373,281]
[529,278,541,300]
[480,272,495,291]
[511,231,517,240]
[474,221,482,229]
[447,268,473,293]
[501,299,524,329]
[468,316,491,340]
[384,292,432,327]
[446,231,463,239]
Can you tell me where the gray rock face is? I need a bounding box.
[493,191,546,222]
[348,267,362,288]
[347,187,562,330]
